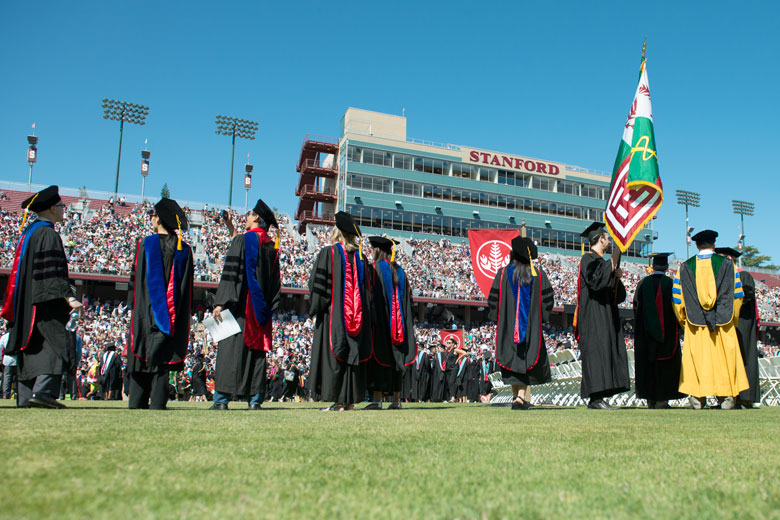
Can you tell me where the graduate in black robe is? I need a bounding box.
[400,361,415,401]
[430,345,448,402]
[479,353,496,399]
[364,237,417,410]
[98,342,123,400]
[444,340,460,402]
[715,247,760,407]
[574,223,629,409]
[211,199,281,410]
[413,349,432,402]
[465,354,481,403]
[488,236,554,410]
[1,186,79,409]
[126,198,193,410]
[307,212,372,411]
[632,253,684,408]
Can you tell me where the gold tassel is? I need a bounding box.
[353,223,362,259]
[391,242,395,262]
[176,215,182,250]
[19,192,40,231]
[647,257,653,274]
[528,247,537,277]
[274,227,280,250]
[581,240,585,256]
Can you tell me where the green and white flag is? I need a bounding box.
[605,56,663,252]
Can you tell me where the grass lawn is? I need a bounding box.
[2,401,779,519]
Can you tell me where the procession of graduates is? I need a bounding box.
[0,184,761,411]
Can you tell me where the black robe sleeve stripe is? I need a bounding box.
[215,236,245,310]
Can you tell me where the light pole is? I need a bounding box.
[215,115,258,207]
[732,200,754,269]
[675,189,701,258]
[26,126,38,191]
[244,158,253,213]
[103,99,149,199]
[141,147,150,200]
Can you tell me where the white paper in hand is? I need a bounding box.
[203,309,241,342]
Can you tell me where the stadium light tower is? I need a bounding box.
[244,154,253,213]
[675,189,700,258]
[732,199,755,268]
[215,115,258,207]
[27,123,38,191]
[102,99,149,199]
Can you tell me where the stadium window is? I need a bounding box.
[393,153,412,170]
[549,202,557,214]
[348,146,362,163]
[423,185,432,199]
[432,186,443,200]
[498,170,506,185]
[432,160,445,175]
[442,187,452,201]
[489,194,498,207]
[423,158,434,173]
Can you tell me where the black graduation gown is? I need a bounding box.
[445,351,458,399]
[430,351,449,402]
[479,359,495,396]
[307,245,372,403]
[127,234,193,375]
[632,273,684,401]
[576,252,630,398]
[5,222,74,380]
[466,358,481,402]
[190,360,207,396]
[99,351,123,393]
[488,265,554,386]
[413,351,432,401]
[400,362,415,400]
[214,234,280,397]
[736,270,760,403]
[367,261,417,394]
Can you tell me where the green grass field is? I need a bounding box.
[2,401,779,519]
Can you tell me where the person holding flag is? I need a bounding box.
[575,223,629,409]
[488,236,554,410]
[1,186,81,408]
[632,253,684,408]
[307,212,372,411]
[211,199,281,410]
[126,197,194,410]
[363,236,417,410]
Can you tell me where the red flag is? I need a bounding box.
[439,329,463,349]
[467,229,520,298]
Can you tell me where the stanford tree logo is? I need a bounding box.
[476,240,511,279]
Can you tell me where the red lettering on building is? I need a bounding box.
[468,150,561,176]
[490,155,501,166]
[514,158,523,170]
[525,160,536,172]
[536,162,547,174]
[480,153,490,163]
[502,156,513,168]
[549,164,560,175]
[469,151,480,162]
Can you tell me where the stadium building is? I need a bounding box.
[295,108,654,258]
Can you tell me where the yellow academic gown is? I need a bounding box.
[673,255,748,397]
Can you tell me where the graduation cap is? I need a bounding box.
[252,198,278,229]
[20,185,61,230]
[691,229,718,244]
[581,222,606,243]
[649,252,672,270]
[511,236,538,276]
[335,211,361,237]
[369,236,399,261]
[714,247,741,259]
[155,197,188,250]
[104,342,116,351]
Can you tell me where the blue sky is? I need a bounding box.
[1,1,778,263]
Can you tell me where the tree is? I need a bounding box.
[160,183,170,198]
[741,245,778,270]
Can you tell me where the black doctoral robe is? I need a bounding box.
[99,351,123,394]
[632,273,684,402]
[127,234,193,376]
[413,351,432,401]
[465,358,481,402]
[736,270,760,403]
[4,221,74,381]
[575,252,630,399]
[307,244,372,403]
[367,261,417,394]
[214,233,280,397]
[430,350,449,402]
[488,264,554,386]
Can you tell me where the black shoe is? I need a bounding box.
[210,403,228,410]
[29,395,67,409]
[587,399,613,410]
[654,401,671,409]
[248,404,262,410]
[511,399,530,410]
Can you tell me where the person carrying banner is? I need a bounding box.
[488,236,554,410]
[574,222,629,410]
[307,212,372,411]
[632,253,684,408]
[364,236,416,410]
[211,199,281,410]
[127,198,193,410]
[1,186,81,409]
[673,231,748,409]
[714,247,760,408]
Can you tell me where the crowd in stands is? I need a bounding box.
[1,200,780,324]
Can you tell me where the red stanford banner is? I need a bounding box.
[439,329,463,349]
[467,229,521,298]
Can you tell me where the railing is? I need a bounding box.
[299,210,335,221]
[299,158,337,172]
[748,266,780,275]
[564,165,611,177]
[303,134,339,146]
[406,137,462,151]
[297,185,336,197]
